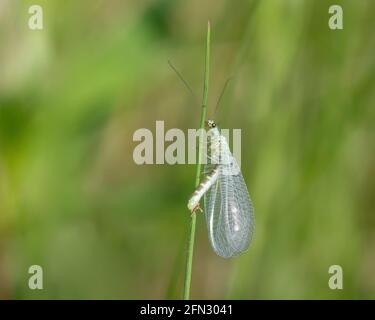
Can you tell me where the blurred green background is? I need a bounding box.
[0,0,374,299]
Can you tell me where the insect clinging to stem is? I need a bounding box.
[187,118,255,258]
[168,60,255,258]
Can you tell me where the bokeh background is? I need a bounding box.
[0,0,374,299]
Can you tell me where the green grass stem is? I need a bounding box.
[183,21,211,300]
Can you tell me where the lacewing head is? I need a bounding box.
[205,119,216,129]
[205,119,221,139]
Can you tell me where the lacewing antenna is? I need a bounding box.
[213,77,233,117]
[168,60,197,101]
[169,60,233,119]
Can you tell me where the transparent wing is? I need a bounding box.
[204,159,255,258]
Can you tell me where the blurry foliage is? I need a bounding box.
[0,0,374,299]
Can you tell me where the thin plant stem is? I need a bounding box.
[183,21,211,300]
